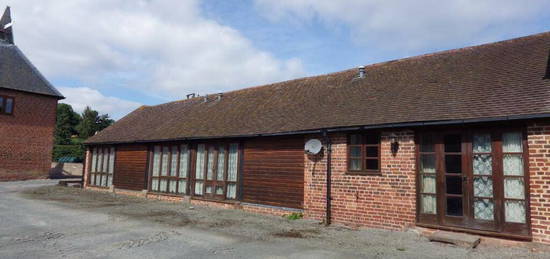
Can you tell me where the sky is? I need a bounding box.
[1,0,549,119]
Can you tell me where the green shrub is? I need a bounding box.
[283,212,303,220]
[52,144,85,162]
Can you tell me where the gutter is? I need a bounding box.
[84,112,550,145]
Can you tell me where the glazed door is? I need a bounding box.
[439,133,469,227]
[417,129,530,237]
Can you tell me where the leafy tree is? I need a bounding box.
[54,103,81,145]
[76,106,114,139]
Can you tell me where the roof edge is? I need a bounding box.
[84,112,550,145]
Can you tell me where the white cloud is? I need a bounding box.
[254,0,550,51]
[2,0,305,99]
[58,87,141,120]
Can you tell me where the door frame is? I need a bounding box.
[415,124,532,238]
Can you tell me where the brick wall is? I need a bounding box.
[0,88,58,181]
[304,131,416,230]
[528,121,550,244]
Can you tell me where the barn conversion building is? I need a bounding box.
[84,31,550,244]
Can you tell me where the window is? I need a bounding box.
[347,133,380,173]
[150,144,190,195]
[0,95,14,115]
[89,147,115,187]
[194,142,239,200]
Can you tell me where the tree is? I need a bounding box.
[77,106,115,139]
[54,103,81,145]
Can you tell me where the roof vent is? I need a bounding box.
[358,66,365,79]
[186,93,196,99]
[0,6,14,44]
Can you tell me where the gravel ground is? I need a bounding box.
[1,180,548,258]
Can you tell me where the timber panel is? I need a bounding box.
[113,144,148,191]
[242,136,304,209]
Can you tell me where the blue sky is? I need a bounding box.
[2,0,550,119]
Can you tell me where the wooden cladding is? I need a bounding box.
[113,145,148,191]
[242,136,305,209]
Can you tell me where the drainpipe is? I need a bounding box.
[323,130,332,226]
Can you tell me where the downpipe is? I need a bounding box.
[323,130,332,226]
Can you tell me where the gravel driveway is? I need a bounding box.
[0,180,548,258]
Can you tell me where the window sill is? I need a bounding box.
[345,171,382,176]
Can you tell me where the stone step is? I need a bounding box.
[427,230,481,248]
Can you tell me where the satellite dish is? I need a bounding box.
[305,139,323,155]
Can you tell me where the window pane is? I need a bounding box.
[445,155,461,174]
[217,146,226,180]
[107,174,113,187]
[473,154,492,175]
[108,147,115,174]
[473,176,493,198]
[503,154,523,176]
[444,134,461,153]
[194,181,204,195]
[473,133,492,153]
[366,147,378,158]
[365,134,379,145]
[153,146,161,176]
[161,146,169,176]
[195,144,206,180]
[102,148,109,174]
[90,173,95,185]
[170,146,178,176]
[205,186,212,194]
[446,176,462,195]
[5,98,13,114]
[91,148,97,173]
[151,178,159,191]
[366,159,378,170]
[505,200,526,223]
[0,97,3,113]
[446,197,463,216]
[421,175,436,194]
[178,180,187,194]
[474,198,494,221]
[503,132,523,152]
[227,143,238,182]
[350,134,361,145]
[101,174,107,187]
[349,159,361,170]
[420,135,434,153]
[179,145,189,178]
[159,179,168,192]
[206,146,215,180]
[169,180,177,193]
[97,149,104,172]
[226,183,237,199]
[349,146,361,157]
[421,194,436,214]
[504,178,525,199]
[420,154,435,174]
[216,186,224,195]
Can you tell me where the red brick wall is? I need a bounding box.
[0,88,58,180]
[304,131,416,230]
[528,121,550,244]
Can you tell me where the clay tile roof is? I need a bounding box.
[86,31,550,144]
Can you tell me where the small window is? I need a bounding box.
[0,96,14,115]
[347,132,381,174]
